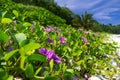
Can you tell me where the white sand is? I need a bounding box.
[109,34,120,46]
[109,34,120,56]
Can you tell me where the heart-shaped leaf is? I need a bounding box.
[3,49,18,61]
[1,18,12,24]
[15,33,27,44]
[28,54,47,62]
[25,64,34,78]
[13,10,18,18]
[0,31,9,43]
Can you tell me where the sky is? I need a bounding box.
[55,0,120,25]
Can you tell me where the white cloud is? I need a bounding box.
[55,0,66,7]
[94,12,111,20]
[94,8,120,20]
[92,0,120,12]
[55,0,102,10]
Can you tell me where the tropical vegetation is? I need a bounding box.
[0,0,120,80]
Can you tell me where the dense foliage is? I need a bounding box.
[0,0,120,80]
[12,0,74,25]
[0,0,66,27]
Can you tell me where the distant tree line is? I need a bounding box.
[92,23,120,34]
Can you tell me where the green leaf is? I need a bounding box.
[19,43,40,55]
[15,33,27,44]
[7,75,13,80]
[23,22,32,27]
[0,11,2,16]
[72,50,82,56]
[1,18,12,24]
[49,59,54,72]
[0,31,9,43]
[61,64,67,73]
[2,11,7,18]
[0,68,8,80]
[20,56,26,70]
[3,49,18,61]
[0,53,3,60]
[45,76,58,80]
[25,64,34,78]
[66,69,74,74]
[51,35,56,40]
[13,10,18,18]
[19,39,29,48]
[34,67,42,76]
[0,11,2,20]
[76,60,86,69]
[35,76,44,80]
[28,54,47,62]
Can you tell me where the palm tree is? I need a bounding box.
[71,14,81,27]
[80,11,97,30]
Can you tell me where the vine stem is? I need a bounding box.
[8,24,19,48]
[0,42,5,51]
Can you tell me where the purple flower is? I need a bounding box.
[78,28,83,31]
[13,20,17,25]
[81,37,89,45]
[57,28,61,33]
[98,33,101,36]
[82,37,87,41]
[31,24,35,31]
[61,41,67,44]
[93,33,102,37]
[53,54,61,63]
[38,48,47,55]
[39,48,55,60]
[58,36,67,44]
[84,32,89,34]
[85,41,89,45]
[44,27,54,33]
[38,48,61,63]
[6,40,12,46]
[47,38,54,43]
[58,36,67,41]
[46,50,55,60]
[84,73,89,80]
[7,46,14,52]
